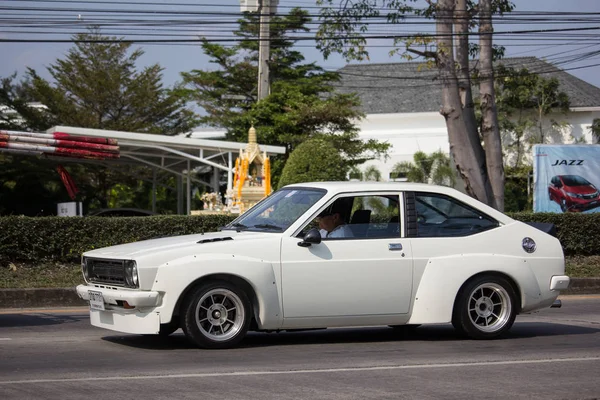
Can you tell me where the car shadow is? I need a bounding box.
[100,321,600,351]
[0,312,88,328]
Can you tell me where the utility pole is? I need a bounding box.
[257,0,271,101]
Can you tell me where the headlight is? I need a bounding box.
[124,260,139,288]
[565,192,583,198]
[81,257,90,281]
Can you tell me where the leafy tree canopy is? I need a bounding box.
[492,65,570,167]
[23,28,197,134]
[278,138,347,188]
[182,8,389,176]
[315,0,515,210]
[0,28,194,214]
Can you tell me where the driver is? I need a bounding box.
[318,202,353,239]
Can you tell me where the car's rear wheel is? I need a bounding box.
[182,281,251,349]
[452,276,517,339]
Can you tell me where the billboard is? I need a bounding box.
[533,144,600,213]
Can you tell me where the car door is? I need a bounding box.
[279,192,413,322]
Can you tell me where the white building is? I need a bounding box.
[336,57,600,180]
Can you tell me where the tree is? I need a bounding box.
[494,65,570,167]
[363,165,383,181]
[391,150,456,187]
[590,118,600,143]
[25,29,196,134]
[182,9,389,186]
[1,28,195,213]
[277,138,347,188]
[316,0,514,210]
[1,75,53,131]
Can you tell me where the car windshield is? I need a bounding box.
[223,188,326,232]
[562,175,591,186]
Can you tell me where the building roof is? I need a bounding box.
[335,57,600,114]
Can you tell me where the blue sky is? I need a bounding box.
[1,0,599,89]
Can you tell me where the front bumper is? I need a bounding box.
[77,284,163,334]
[566,198,600,212]
[76,284,161,307]
[89,308,161,335]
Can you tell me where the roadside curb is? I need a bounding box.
[0,278,599,309]
[0,288,87,309]
[565,278,600,295]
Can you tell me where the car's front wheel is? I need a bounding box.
[182,281,252,349]
[452,275,517,339]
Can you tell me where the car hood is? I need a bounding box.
[82,230,276,259]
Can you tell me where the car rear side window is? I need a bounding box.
[412,192,499,238]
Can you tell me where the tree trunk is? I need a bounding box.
[454,0,493,201]
[478,0,505,210]
[436,0,490,204]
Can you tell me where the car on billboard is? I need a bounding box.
[548,175,600,212]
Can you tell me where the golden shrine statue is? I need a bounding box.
[232,126,272,213]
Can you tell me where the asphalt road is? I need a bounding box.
[0,296,599,400]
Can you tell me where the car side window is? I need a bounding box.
[414,192,498,238]
[298,194,401,240]
[351,195,401,239]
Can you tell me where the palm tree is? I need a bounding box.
[363,165,382,182]
[391,151,456,187]
[591,118,600,144]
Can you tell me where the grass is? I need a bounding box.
[565,255,600,278]
[1,257,599,289]
[0,262,83,289]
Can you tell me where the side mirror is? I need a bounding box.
[298,228,322,247]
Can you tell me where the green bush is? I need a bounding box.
[278,138,348,188]
[1,212,598,265]
[0,214,236,265]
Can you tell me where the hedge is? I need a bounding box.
[1,212,598,265]
[0,214,236,265]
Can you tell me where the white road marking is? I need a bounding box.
[0,356,599,385]
[0,338,12,341]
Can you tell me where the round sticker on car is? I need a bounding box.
[522,237,537,253]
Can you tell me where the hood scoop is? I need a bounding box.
[197,237,233,244]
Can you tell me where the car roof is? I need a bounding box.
[284,181,460,194]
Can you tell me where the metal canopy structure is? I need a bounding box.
[46,126,286,215]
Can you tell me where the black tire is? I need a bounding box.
[452,275,517,340]
[182,280,252,349]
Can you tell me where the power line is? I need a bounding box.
[1,25,600,43]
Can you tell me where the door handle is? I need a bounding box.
[388,243,403,251]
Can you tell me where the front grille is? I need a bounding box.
[87,258,126,286]
[582,193,597,200]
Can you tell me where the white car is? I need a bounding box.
[76,182,570,348]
